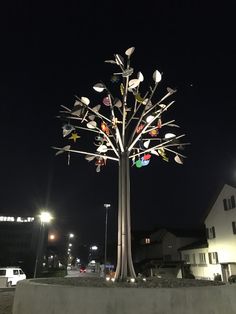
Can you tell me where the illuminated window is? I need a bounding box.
[223,196,236,211]
[199,253,206,264]
[145,238,150,244]
[232,222,236,234]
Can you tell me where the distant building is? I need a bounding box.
[179,184,236,282]
[0,215,40,276]
[133,227,204,277]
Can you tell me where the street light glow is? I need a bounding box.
[39,211,53,223]
[69,233,74,238]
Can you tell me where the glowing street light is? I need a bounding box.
[53,47,188,280]
[34,211,53,278]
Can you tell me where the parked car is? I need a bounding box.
[0,267,26,287]
[228,275,236,284]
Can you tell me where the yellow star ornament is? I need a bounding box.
[69,132,80,143]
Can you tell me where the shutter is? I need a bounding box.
[212,226,216,238]
[208,253,212,264]
[231,195,236,208]
[223,199,227,210]
[232,222,236,234]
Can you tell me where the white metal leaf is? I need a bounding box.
[128,79,140,89]
[55,145,71,156]
[164,133,176,139]
[168,123,180,128]
[174,155,183,164]
[92,104,101,112]
[150,149,159,156]
[93,83,106,93]
[143,140,150,149]
[85,155,96,162]
[88,114,95,121]
[81,97,90,105]
[114,98,122,108]
[153,70,162,83]
[125,47,135,56]
[87,121,97,129]
[167,87,177,94]
[137,71,144,82]
[104,60,117,64]
[97,145,108,153]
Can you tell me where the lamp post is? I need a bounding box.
[34,211,53,278]
[104,203,111,275]
[66,233,74,270]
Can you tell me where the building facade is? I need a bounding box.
[180,184,236,282]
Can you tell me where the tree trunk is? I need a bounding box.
[115,152,136,280]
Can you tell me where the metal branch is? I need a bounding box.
[52,147,119,162]
[129,135,187,158]
[127,82,159,148]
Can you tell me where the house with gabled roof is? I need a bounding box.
[179,184,236,281]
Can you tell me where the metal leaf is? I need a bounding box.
[104,60,117,64]
[85,155,96,162]
[92,104,101,112]
[81,97,90,105]
[128,79,140,89]
[174,155,183,164]
[87,121,97,129]
[97,145,108,153]
[167,87,177,94]
[93,83,106,93]
[125,47,135,56]
[114,98,122,108]
[137,71,144,82]
[153,70,162,83]
[55,145,71,156]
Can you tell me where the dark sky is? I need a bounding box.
[0,1,235,245]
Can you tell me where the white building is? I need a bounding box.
[180,184,236,282]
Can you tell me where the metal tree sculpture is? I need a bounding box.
[53,47,188,281]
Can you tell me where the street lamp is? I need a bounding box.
[104,203,111,275]
[66,233,74,270]
[34,211,53,278]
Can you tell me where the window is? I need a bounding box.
[232,222,236,234]
[223,196,236,211]
[13,270,19,275]
[199,253,206,264]
[192,253,196,265]
[207,226,216,239]
[208,252,218,264]
[144,238,150,244]
[184,254,190,263]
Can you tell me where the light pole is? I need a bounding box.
[104,203,111,275]
[66,233,74,270]
[34,211,53,278]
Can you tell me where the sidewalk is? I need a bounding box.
[0,289,15,314]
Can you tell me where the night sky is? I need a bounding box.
[0,1,235,245]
